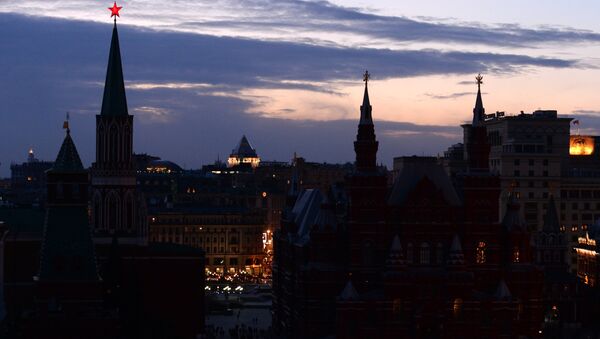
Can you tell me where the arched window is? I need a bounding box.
[513,247,520,263]
[453,298,463,319]
[476,241,486,264]
[124,125,131,161]
[406,243,414,264]
[110,124,119,162]
[98,123,105,162]
[420,242,430,264]
[125,194,134,231]
[93,194,102,230]
[107,194,118,231]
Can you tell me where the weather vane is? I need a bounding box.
[475,73,483,86]
[363,70,370,85]
[108,2,123,23]
[63,111,70,132]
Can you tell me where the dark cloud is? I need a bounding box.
[0,14,581,176]
[425,91,488,100]
[571,109,600,116]
[179,0,600,48]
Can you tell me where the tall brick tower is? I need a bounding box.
[347,71,388,288]
[91,20,147,244]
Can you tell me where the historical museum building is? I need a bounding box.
[273,74,546,338]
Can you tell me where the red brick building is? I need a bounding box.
[273,74,544,338]
[1,19,205,339]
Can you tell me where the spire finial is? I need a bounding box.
[63,111,70,134]
[109,2,122,23]
[476,73,483,88]
[363,70,370,86]
[472,73,485,126]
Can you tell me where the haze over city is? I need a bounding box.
[2,1,600,176]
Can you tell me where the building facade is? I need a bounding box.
[149,207,267,275]
[273,75,544,339]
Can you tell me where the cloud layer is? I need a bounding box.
[0,7,597,176]
[4,0,600,51]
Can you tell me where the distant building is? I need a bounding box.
[441,87,600,274]
[9,149,53,206]
[228,135,261,168]
[149,206,267,275]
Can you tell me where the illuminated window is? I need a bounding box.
[513,247,520,263]
[453,298,463,318]
[476,241,486,264]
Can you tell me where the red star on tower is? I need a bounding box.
[108,2,122,18]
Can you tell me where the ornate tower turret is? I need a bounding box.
[347,71,388,288]
[354,70,379,173]
[463,74,490,170]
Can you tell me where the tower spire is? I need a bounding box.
[101,5,128,117]
[472,73,485,126]
[360,70,372,125]
[354,70,378,172]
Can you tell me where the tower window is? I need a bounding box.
[453,298,463,319]
[513,247,520,263]
[476,241,486,264]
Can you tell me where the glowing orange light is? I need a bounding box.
[570,136,594,155]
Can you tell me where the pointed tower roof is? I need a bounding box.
[354,70,379,172]
[231,135,258,157]
[339,279,360,301]
[447,234,465,266]
[386,234,406,269]
[472,74,485,126]
[359,71,373,125]
[502,193,526,232]
[51,130,84,172]
[38,131,99,283]
[542,195,560,233]
[100,22,129,116]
